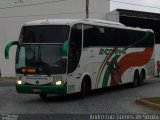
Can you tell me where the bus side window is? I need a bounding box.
[68,24,82,73]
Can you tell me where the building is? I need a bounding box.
[107,9,160,75]
[0,0,110,77]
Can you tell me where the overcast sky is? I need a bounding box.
[110,0,160,13]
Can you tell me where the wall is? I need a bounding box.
[106,9,119,22]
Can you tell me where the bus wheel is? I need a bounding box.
[139,70,145,86]
[39,93,47,99]
[80,80,87,98]
[131,71,139,88]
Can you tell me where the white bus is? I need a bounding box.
[5,19,155,98]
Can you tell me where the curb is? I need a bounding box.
[136,98,160,110]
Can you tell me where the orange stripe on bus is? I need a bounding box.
[118,48,154,76]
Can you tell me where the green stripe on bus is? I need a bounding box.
[16,83,67,94]
[102,55,120,87]
[95,55,108,88]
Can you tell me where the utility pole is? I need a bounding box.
[86,0,89,19]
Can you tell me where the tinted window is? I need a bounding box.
[83,25,103,47]
[132,31,154,47]
[16,44,66,75]
[21,25,70,43]
[109,28,132,47]
[83,24,154,47]
[68,24,82,73]
[83,25,96,47]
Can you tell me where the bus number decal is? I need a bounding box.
[68,85,75,93]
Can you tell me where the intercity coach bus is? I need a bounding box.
[5,19,155,99]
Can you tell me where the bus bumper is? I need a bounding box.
[16,83,67,95]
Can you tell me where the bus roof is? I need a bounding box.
[24,19,123,26]
[24,19,153,32]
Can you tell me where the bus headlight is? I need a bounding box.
[56,80,62,85]
[16,80,24,85]
[51,80,66,85]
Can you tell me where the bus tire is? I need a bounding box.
[80,80,87,98]
[79,76,91,98]
[39,93,47,99]
[139,70,145,86]
[131,71,139,88]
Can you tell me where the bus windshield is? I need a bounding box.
[16,44,67,75]
[20,25,70,43]
[16,25,70,75]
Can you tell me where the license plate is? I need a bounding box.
[33,89,41,93]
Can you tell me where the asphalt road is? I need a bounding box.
[0,78,160,119]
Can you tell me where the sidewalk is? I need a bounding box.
[135,77,160,109]
[136,97,160,110]
[147,76,160,80]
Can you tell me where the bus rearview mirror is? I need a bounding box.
[62,40,69,58]
[5,41,18,59]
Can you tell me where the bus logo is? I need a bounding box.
[36,81,39,84]
[99,48,126,56]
